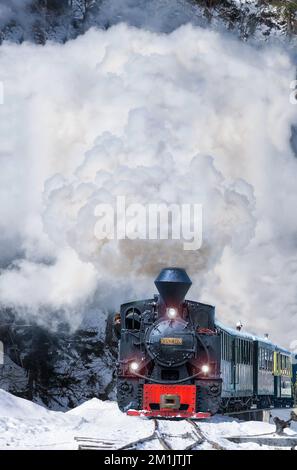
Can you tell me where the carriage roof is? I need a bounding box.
[215,320,291,355]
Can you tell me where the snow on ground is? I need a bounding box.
[0,389,295,450]
[0,390,154,450]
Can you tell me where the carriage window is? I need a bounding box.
[281,355,291,376]
[260,348,272,371]
[246,342,252,365]
[264,349,269,370]
[275,352,291,375]
[276,352,280,373]
[280,354,288,374]
[242,340,245,364]
[259,348,266,370]
[224,333,226,360]
[238,339,251,365]
[246,342,250,365]
[225,335,229,361]
[223,333,232,362]
[268,351,273,371]
[221,331,225,360]
[267,351,271,370]
[225,333,227,361]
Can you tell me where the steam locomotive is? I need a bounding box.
[115,268,293,418]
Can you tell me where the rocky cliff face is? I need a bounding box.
[194,1,297,40]
[0,310,117,410]
[0,1,296,44]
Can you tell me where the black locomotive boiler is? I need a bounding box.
[115,267,222,418]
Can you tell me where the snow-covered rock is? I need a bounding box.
[0,310,117,410]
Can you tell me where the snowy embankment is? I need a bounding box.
[0,390,296,450]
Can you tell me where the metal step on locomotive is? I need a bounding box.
[114,267,293,418]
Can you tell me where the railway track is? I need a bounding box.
[75,408,296,450]
[75,418,227,451]
[185,419,226,450]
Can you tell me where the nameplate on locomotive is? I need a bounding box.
[160,337,183,345]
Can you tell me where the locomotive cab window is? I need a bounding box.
[125,308,141,330]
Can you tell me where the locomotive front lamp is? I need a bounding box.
[201,364,210,374]
[167,307,177,319]
[130,361,140,372]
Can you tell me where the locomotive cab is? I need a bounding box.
[115,268,222,418]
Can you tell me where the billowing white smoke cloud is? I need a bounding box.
[0,24,296,345]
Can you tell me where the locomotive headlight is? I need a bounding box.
[130,361,140,373]
[167,307,177,319]
[201,364,210,374]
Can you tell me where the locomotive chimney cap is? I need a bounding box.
[154,267,192,305]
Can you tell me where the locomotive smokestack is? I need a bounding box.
[154,267,192,306]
